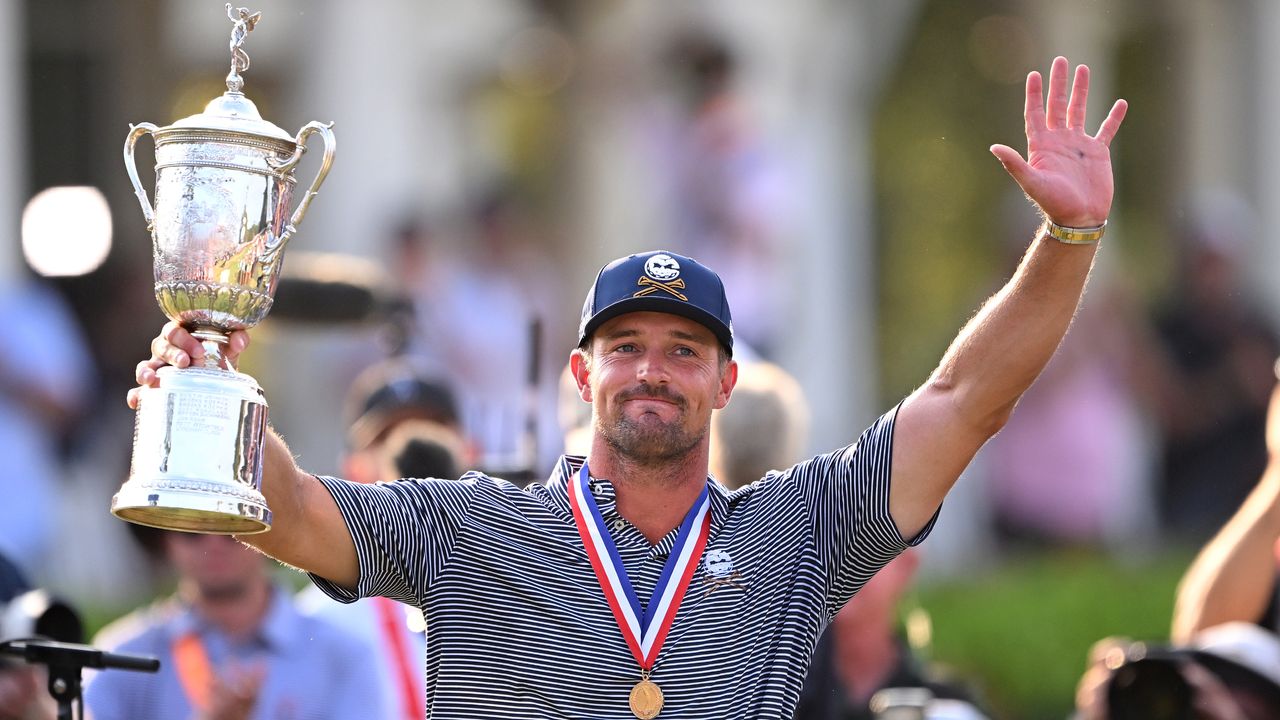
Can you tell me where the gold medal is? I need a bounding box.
[629,676,664,719]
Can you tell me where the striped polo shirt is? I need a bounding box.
[310,406,934,718]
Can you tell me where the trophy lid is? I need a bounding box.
[170,91,294,143]
[165,5,292,143]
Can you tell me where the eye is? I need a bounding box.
[614,343,638,353]
[673,346,697,357]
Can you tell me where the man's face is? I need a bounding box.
[165,533,263,601]
[575,311,735,467]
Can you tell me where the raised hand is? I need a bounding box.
[990,56,1127,228]
[198,661,265,720]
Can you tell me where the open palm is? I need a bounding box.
[990,56,1127,228]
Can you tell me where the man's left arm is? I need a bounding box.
[890,56,1127,539]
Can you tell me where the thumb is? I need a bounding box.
[990,144,1033,184]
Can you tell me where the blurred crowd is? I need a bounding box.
[5,18,1280,720]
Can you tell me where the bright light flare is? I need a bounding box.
[22,186,113,277]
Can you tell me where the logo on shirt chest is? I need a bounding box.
[700,549,746,597]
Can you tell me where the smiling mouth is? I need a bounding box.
[619,389,685,408]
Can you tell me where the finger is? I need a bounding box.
[227,330,250,358]
[1024,70,1046,136]
[1094,98,1128,146]
[1045,56,1070,130]
[1066,63,1089,129]
[990,144,1038,193]
[126,387,142,410]
[162,321,206,360]
[150,334,190,369]
[135,358,166,386]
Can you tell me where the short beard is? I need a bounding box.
[597,387,704,469]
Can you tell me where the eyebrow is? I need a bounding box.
[599,327,713,345]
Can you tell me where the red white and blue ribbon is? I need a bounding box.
[569,462,711,670]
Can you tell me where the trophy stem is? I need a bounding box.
[190,328,231,370]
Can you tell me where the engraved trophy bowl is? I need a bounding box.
[112,6,335,534]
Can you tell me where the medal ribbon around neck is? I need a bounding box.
[569,462,711,670]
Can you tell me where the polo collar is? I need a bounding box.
[543,454,731,537]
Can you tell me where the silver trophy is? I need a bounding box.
[113,5,335,534]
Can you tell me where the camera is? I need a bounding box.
[0,589,83,649]
[1106,651,1195,720]
[1105,637,1280,720]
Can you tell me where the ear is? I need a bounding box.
[713,358,738,410]
[570,349,593,403]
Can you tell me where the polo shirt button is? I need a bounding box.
[612,519,626,532]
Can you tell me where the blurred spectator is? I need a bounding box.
[1171,376,1280,644]
[379,419,465,482]
[557,361,592,458]
[299,361,468,720]
[85,532,385,719]
[975,193,1157,552]
[647,31,794,357]
[1149,191,1280,539]
[0,276,93,577]
[795,549,987,720]
[709,360,810,490]
[341,358,469,482]
[397,190,560,477]
[982,277,1157,550]
[1074,377,1280,719]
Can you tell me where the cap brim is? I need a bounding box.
[580,296,732,354]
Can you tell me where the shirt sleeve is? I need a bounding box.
[776,404,939,615]
[308,474,482,606]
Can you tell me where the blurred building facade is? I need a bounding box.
[4,0,1280,599]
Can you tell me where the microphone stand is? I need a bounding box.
[0,639,160,720]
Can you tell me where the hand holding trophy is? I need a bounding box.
[113,5,335,534]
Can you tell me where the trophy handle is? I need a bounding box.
[271,121,336,251]
[123,123,160,231]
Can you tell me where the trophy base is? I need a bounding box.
[118,365,272,535]
[112,481,271,535]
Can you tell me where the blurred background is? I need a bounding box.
[4,0,1279,716]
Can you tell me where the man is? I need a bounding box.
[84,532,386,719]
[133,57,1125,718]
[339,359,468,486]
[298,362,466,720]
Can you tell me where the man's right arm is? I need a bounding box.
[131,322,359,589]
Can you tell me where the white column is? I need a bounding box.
[256,0,530,473]
[0,0,24,284]
[1252,0,1280,320]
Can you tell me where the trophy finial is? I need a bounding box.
[225,5,262,94]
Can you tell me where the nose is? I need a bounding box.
[635,349,670,384]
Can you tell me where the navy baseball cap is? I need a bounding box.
[578,250,733,355]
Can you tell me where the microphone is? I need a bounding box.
[0,639,159,673]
